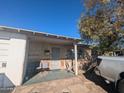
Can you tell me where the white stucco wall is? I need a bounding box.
[0,31,27,87]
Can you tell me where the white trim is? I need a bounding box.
[74,43,78,75]
[0,36,10,40]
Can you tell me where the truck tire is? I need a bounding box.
[118,79,124,93]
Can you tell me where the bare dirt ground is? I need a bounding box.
[12,73,116,93]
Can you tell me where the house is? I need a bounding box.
[0,26,91,88]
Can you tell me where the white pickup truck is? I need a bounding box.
[95,56,124,93]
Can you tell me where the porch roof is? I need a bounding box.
[0,26,82,45]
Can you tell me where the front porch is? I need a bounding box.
[24,33,91,82]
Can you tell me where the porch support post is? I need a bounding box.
[74,43,78,75]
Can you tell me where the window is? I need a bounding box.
[44,50,50,56]
[0,62,7,68]
[66,49,74,59]
[2,62,7,68]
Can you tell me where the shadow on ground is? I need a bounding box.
[83,69,117,93]
[0,89,13,93]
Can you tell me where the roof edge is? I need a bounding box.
[0,25,80,41]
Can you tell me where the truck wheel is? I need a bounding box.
[118,79,124,93]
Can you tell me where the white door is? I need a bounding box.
[0,39,9,87]
[0,39,9,73]
[51,48,61,70]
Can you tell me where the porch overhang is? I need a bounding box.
[0,26,80,45]
[28,35,78,45]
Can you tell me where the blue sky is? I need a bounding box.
[0,0,84,38]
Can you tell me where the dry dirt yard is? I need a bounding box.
[12,75,109,93]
